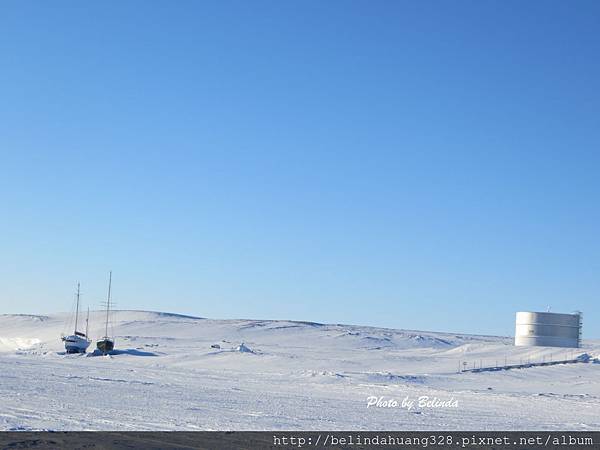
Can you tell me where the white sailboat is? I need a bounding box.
[61,283,91,354]
[96,271,115,355]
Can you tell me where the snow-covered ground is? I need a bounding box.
[0,311,598,431]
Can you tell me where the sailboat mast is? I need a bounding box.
[86,307,90,338]
[105,271,112,338]
[74,282,80,333]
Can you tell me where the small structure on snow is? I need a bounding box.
[237,342,254,353]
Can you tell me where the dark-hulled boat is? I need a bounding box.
[97,271,116,355]
[96,337,114,354]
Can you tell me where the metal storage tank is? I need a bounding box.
[514,311,582,348]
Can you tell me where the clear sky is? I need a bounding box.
[1,1,599,337]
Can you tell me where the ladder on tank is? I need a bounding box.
[575,311,583,348]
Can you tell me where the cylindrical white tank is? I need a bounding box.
[515,311,581,348]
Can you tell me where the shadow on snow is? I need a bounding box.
[84,348,160,357]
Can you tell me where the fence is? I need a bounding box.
[458,352,592,373]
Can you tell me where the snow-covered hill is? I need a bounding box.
[0,311,598,430]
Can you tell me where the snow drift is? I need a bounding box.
[0,310,598,431]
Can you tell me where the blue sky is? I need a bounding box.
[1,1,599,337]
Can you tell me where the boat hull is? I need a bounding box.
[96,338,114,354]
[62,334,91,354]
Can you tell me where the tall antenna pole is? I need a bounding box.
[75,282,80,333]
[105,271,112,338]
